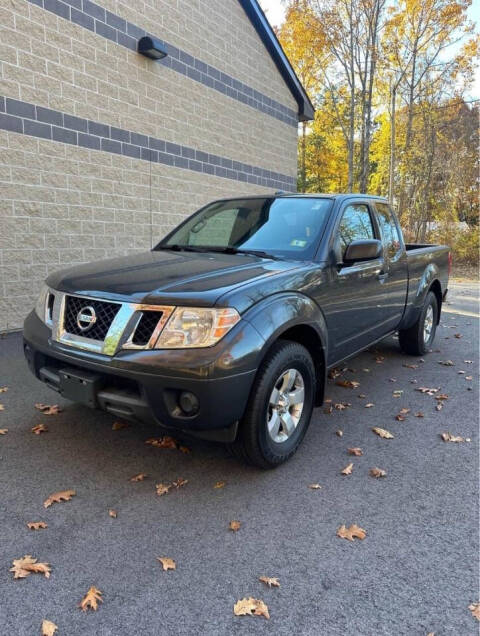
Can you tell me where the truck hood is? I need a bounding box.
[47,250,301,307]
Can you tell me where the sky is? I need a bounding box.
[258,0,480,99]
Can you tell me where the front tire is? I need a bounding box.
[399,291,438,356]
[229,340,316,469]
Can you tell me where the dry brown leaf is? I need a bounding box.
[0,428,8,434]
[465,360,473,364]
[375,355,385,363]
[435,394,449,401]
[395,414,406,421]
[214,481,226,489]
[341,462,353,475]
[0,386,8,393]
[336,379,360,389]
[41,620,58,636]
[399,408,410,415]
[10,555,51,579]
[44,489,76,508]
[0,405,4,411]
[358,393,367,398]
[157,557,176,571]
[415,412,424,418]
[348,447,363,456]
[259,576,280,588]
[27,521,47,530]
[35,404,62,415]
[32,424,48,435]
[469,602,480,621]
[369,467,387,478]
[438,360,455,366]
[112,420,129,430]
[130,473,147,482]
[324,404,333,414]
[392,390,403,397]
[436,403,443,411]
[372,427,394,439]
[145,436,178,449]
[402,363,418,369]
[466,376,473,381]
[155,483,171,496]
[365,403,375,408]
[308,483,322,489]
[416,387,440,395]
[172,477,188,489]
[108,509,117,518]
[336,524,366,541]
[234,597,270,619]
[440,432,465,443]
[229,520,241,532]
[179,445,191,454]
[454,333,462,339]
[336,430,343,437]
[79,586,103,611]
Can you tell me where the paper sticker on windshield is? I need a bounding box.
[290,239,307,247]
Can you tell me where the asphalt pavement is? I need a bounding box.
[0,280,478,635]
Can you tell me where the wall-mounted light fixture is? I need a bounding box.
[138,36,168,60]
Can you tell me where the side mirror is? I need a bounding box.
[344,239,382,264]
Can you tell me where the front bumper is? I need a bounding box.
[23,311,263,442]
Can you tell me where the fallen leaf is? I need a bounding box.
[179,445,191,454]
[440,432,465,443]
[334,402,350,410]
[336,430,343,437]
[348,447,363,456]
[108,509,117,518]
[464,360,473,364]
[369,467,387,478]
[415,412,424,418]
[336,379,360,389]
[389,378,397,382]
[214,481,226,489]
[309,483,322,489]
[402,363,418,369]
[234,597,270,619]
[79,586,103,611]
[10,555,51,579]
[416,387,440,395]
[157,557,176,571]
[27,521,47,530]
[32,424,48,435]
[0,428,8,434]
[372,427,394,439]
[395,414,406,421]
[259,576,280,588]
[155,483,171,496]
[336,524,366,541]
[229,520,241,532]
[324,405,333,414]
[458,370,466,375]
[375,356,385,363]
[358,393,367,398]
[112,420,129,430]
[392,390,403,397]
[341,462,353,475]
[469,602,480,621]
[130,473,147,482]
[172,478,188,489]
[328,368,342,379]
[466,376,473,381]
[363,368,370,372]
[454,333,462,339]
[44,490,76,508]
[41,620,58,636]
[0,386,8,393]
[438,360,455,366]
[436,403,443,411]
[399,408,410,415]
[0,405,4,411]
[365,403,375,408]
[35,404,62,415]
[145,436,178,449]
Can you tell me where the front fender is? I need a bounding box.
[243,292,328,403]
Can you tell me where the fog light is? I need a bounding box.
[179,391,199,415]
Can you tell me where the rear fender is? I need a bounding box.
[401,263,442,330]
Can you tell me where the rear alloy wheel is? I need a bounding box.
[399,290,438,356]
[229,340,316,469]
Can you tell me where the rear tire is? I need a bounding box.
[399,290,438,356]
[229,340,316,469]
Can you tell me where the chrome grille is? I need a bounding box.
[64,296,120,340]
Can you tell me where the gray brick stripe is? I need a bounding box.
[0,97,296,191]
[25,0,298,128]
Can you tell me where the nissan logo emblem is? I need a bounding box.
[76,306,97,332]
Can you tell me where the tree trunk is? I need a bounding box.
[388,83,397,204]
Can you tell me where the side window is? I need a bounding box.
[337,204,375,256]
[375,202,401,259]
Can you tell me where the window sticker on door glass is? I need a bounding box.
[290,239,307,247]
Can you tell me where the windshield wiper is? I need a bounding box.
[156,244,277,259]
[156,244,210,253]
[203,246,278,259]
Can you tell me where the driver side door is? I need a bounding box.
[324,201,387,365]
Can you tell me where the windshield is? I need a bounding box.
[156,197,333,259]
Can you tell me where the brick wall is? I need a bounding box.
[0,0,299,331]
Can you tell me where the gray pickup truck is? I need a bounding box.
[24,194,450,468]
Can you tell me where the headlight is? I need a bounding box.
[155,307,240,348]
[34,284,50,323]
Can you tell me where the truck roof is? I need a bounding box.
[214,193,389,203]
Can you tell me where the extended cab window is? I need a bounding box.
[337,204,375,256]
[159,197,333,259]
[375,202,401,259]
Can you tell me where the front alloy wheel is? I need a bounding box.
[267,369,305,443]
